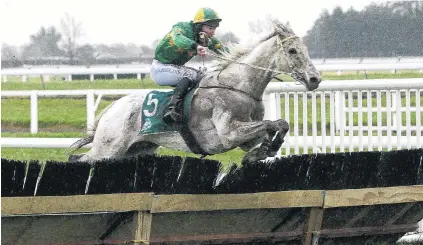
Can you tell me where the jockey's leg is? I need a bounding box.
[150,60,201,124]
[163,76,194,123]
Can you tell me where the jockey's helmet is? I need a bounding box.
[193,7,222,27]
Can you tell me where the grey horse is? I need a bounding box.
[69,20,321,163]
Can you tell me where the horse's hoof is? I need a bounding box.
[68,154,84,162]
[241,148,268,165]
[279,120,290,132]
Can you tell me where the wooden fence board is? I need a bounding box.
[151,190,324,213]
[324,185,423,208]
[2,193,153,215]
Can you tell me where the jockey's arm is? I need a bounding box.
[208,37,230,55]
[170,26,199,51]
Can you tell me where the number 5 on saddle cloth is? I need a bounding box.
[139,88,207,155]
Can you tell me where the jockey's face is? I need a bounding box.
[201,24,217,37]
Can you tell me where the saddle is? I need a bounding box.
[139,86,209,155]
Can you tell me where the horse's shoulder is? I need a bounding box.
[198,73,219,86]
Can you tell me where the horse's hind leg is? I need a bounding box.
[68,153,85,162]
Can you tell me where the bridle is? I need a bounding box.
[206,34,300,77]
[200,34,302,101]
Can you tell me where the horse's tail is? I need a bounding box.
[67,101,116,154]
[67,135,94,154]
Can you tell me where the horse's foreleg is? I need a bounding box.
[226,119,289,164]
[215,120,275,149]
[215,116,289,157]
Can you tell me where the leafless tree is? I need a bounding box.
[2,43,20,60]
[60,13,84,64]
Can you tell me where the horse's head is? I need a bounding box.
[272,20,321,91]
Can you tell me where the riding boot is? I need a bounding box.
[163,77,193,124]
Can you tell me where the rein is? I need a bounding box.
[198,85,263,102]
[199,35,298,101]
[207,35,299,76]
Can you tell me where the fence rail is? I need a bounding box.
[2,62,423,82]
[1,78,422,154]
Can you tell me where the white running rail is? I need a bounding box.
[1,78,422,154]
[2,62,423,82]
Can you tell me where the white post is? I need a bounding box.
[137,73,141,80]
[334,91,344,132]
[43,75,50,81]
[67,74,72,81]
[23,75,28,83]
[416,90,421,148]
[263,92,279,120]
[395,90,402,150]
[90,74,94,82]
[113,74,118,80]
[86,92,95,135]
[391,92,397,128]
[2,75,7,82]
[30,91,38,134]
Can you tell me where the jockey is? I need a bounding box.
[150,7,228,124]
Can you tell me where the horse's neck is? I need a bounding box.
[207,36,283,99]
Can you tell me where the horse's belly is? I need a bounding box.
[141,132,192,152]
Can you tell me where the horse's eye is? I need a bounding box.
[288,48,297,54]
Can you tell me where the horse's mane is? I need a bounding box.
[212,18,294,72]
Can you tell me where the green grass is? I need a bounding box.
[1,132,87,138]
[1,98,113,129]
[1,78,167,90]
[2,71,422,163]
[321,70,423,80]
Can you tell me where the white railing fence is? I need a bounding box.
[1,67,151,82]
[334,90,420,132]
[1,79,422,155]
[1,89,171,134]
[263,78,423,154]
[2,62,423,82]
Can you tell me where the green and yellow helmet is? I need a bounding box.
[193,7,222,26]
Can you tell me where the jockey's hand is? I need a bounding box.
[197,45,208,57]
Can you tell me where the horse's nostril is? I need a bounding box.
[310,77,320,84]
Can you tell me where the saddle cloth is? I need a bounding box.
[139,89,196,135]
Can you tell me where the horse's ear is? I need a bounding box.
[273,19,291,36]
[285,21,294,32]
